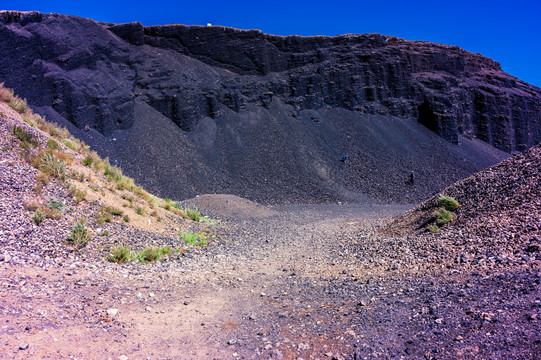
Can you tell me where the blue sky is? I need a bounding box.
[6,0,541,87]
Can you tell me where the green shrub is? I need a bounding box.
[69,186,86,203]
[41,152,66,180]
[122,194,134,203]
[32,207,45,225]
[434,208,455,225]
[46,200,65,213]
[137,247,162,263]
[13,126,38,148]
[135,246,173,263]
[110,207,123,216]
[428,224,440,233]
[95,207,112,224]
[179,230,208,246]
[107,245,133,264]
[123,215,130,222]
[116,176,135,191]
[61,139,77,151]
[84,151,101,168]
[104,163,123,182]
[437,196,459,211]
[82,155,93,166]
[159,246,173,256]
[46,139,59,150]
[95,206,123,223]
[69,222,91,248]
[185,208,201,222]
[136,207,145,216]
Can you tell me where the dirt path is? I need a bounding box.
[2,201,540,359]
[1,203,406,359]
[118,203,410,359]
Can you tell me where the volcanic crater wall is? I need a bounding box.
[0,11,540,203]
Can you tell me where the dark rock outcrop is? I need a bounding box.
[0,11,539,203]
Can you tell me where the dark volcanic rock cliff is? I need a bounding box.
[137,23,541,152]
[0,11,539,203]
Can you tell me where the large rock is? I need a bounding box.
[0,11,539,204]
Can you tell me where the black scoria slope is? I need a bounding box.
[1,11,539,204]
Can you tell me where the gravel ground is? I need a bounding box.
[1,104,540,359]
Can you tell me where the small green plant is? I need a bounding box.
[82,155,93,166]
[434,208,455,226]
[32,207,45,225]
[46,200,65,213]
[69,186,86,203]
[437,196,459,211]
[123,215,130,222]
[185,208,201,222]
[100,230,110,237]
[180,230,208,246]
[162,198,173,211]
[95,206,123,224]
[95,207,112,224]
[137,247,162,263]
[159,246,173,256]
[107,245,133,264]
[428,224,440,233]
[13,126,38,148]
[61,139,77,151]
[122,194,135,203]
[104,163,123,182]
[135,207,145,216]
[134,246,173,263]
[46,139,59,150]
[84,151,101,168]
[69,222,91,248]
[110,207,123,216]
[41,152,67,180]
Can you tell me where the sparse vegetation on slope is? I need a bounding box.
[107,245,133,264]
[69,221,91,249]
[434,207,455,225]
[180,230,209,246]
[185,207,201,222]
[0,83,218,267]
[437,195,459,211]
